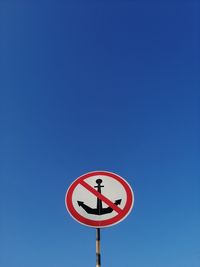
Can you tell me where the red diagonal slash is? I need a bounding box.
[80,180,123,214]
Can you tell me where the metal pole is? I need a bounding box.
[96,228,101,267]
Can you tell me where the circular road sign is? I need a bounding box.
[65,171,134,228]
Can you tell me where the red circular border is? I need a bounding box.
[65,171,134,228]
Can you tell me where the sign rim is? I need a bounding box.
[65,170,134,228]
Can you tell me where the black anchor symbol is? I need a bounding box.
[77,179,122,215]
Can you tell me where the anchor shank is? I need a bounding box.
[94,179,104,215]
[97,196,103,215]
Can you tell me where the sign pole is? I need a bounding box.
[96,228,101,267]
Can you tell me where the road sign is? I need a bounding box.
[65,171,134,228]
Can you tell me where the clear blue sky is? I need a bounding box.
[0,1,200,267]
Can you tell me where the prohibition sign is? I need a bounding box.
[65,171,134,228]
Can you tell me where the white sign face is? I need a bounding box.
[65,171,134,228]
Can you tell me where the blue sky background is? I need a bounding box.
[0,1,200,267]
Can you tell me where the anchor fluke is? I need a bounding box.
[115,199,122,205]
[77,201,84,206]
[77,201,99,214]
